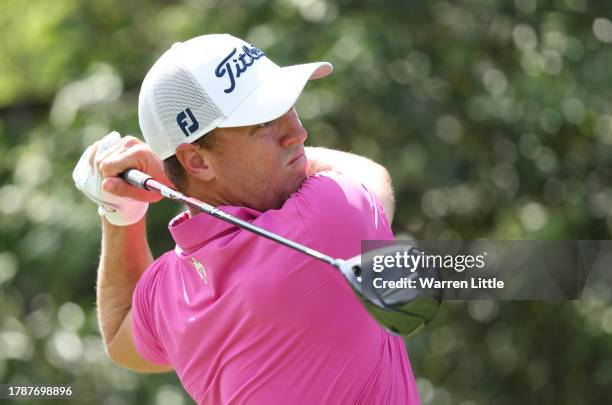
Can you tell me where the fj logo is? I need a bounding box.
[189,257,208,284]
[177,108,199,137]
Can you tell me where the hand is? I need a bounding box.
[73,132,170,226]
[92,133,172,202]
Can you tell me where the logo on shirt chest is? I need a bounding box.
[189,257,208,284]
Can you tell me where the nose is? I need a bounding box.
[278,108,307,149]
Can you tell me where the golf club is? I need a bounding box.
[122,169,441,336]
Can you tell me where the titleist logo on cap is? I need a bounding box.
[215,45,266,94]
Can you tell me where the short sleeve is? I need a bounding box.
[292,171,393,259]
[131,255,171,365]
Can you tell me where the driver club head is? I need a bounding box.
[336,245,442,337]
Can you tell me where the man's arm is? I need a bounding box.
[98,217,172,373]
[305,147,395,223]
[83,135,174,373]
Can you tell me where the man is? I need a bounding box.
[74,34,420,404]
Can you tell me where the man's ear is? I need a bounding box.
[175,143,215,182]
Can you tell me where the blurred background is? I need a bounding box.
[1,0,611,403]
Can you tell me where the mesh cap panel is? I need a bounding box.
[140,63,225,159]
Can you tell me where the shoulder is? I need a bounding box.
[134,251,176,300]
[287,171,393,257]
[301,170,365,192]
[292,170,384,222]
[143,251,174,276]
[294,170,374,209]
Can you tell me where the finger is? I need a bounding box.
[122,135,141,148]
[95,137,123,160]
[92,131,122,165]
[94,141,124,174]
[98,131,122,150]
[99,143,151,178]
[99,146,139,178]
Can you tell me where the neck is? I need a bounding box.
[185,194,227,217]
[183,180,228,211]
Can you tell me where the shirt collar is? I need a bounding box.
[169,206,261,254]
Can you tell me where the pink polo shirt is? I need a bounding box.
[132,171,420,404]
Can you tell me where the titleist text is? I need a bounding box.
[215,45,266,93]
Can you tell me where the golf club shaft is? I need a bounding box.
[122,170,438,337]
[122,169,340,268]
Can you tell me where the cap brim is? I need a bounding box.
[218,62,333,128]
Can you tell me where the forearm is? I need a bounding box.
[305,146,395,222]
[97,216,153,349]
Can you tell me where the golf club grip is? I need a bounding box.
[121,169,153,190]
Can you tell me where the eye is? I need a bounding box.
[255,121,273,129]
[249,120,275,136]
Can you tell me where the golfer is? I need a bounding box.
[74,34,420,404]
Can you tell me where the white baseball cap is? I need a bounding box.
[138,34,333,159]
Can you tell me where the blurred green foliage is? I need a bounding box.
[1,0,611,404]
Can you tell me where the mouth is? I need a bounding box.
[287,151,305,166]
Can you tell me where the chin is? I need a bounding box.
[271,176,306,210]
[292,171,308,194]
